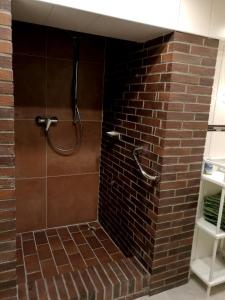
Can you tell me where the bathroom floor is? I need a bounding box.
[17,221,125,284]
[137,276,225,300]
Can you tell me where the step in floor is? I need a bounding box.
[17,221,150,299]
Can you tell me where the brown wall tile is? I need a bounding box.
[12,22,45,56]
[14,55,46,119]
[47,174,99,227]
[13,22,105,232]
[46,58,73,120]
[79,35,105,63]
[15,120,46,178]
[46,27,73,59]
[47,121,101,176]
[16,178,46,233]
[78,62,104,121]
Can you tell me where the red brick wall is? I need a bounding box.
[99,32,218,294]
[0,0,16,298]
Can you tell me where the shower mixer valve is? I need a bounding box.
[36,116,58,132]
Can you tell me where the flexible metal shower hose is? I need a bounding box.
[46,106,82,156]
[46,36,82,156]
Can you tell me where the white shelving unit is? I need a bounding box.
[191,158,225,296]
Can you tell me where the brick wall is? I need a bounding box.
[99,32,218,294]
[0,0,16,298]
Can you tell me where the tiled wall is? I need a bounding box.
[0,0,17,298]
[13,22,105,232]
[99,32,218,294]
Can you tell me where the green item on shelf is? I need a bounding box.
[203,192,225,231]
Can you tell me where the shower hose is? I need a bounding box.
[47,36,82,156]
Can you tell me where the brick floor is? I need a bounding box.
[17,222,150,299]
[17,257,150,299]
[17,221,125,284]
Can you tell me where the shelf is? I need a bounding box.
[202,171,225,187]
[191,256,225,287]
[206,158,225,169]
[197,218,225,239]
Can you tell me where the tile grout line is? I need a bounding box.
[85,267,99,299]
[35,281,40,300]
[32,232,45,281]
[15,118,102,122]
[43,279,52,300]
[61,273,70,299]
[68,271,82,299]
[94,264,113,300]
[92,226,122,262]
[18,220,98,236]
[81,225,107,266]
[45,28,48,232]
[115,260,131,296]
[20,234,28,282]
[56,227,76,272]
[67,225,90,270]
[77,269,89,299]
[52,276,61,300]
[16,171,99,181]
[93,265,106,300]
[107,263,122,298]
[45,231,62,276]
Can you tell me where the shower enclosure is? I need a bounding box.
[13,22,151,299]
[0,3,220,299]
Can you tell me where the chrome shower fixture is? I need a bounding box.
[35,36,82,156]
[36,116,58,133]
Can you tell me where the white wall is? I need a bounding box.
[204,132,225,159]
[205,41,225,159]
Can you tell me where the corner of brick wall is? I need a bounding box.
[0,0,16,298]
[99,31,218,296]
[150,31,218,295]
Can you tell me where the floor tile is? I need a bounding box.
[41,259,57,277]
[135,277,225,300]
[24,254,40,274]
[17,221,126,284]
[37,244,52,260]
[23,240,36,256]
[53,249,69,266]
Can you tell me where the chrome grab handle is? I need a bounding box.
[133,147,159,182]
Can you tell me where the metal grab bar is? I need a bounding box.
[133,147,159,182]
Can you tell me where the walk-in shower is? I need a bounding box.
[36,36,82,156]
[0,2,218,296]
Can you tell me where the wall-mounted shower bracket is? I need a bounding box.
[106,131,121,141]
[133,147,159,183]
[36,116,58,133]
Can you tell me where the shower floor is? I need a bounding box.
[17,221,124,283]
[17,222,150,299]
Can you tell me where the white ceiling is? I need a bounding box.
[12,0,225,42]
[12,0,171,42]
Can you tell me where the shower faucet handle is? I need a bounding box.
[46,117,58,131]
[36,116,58,132]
